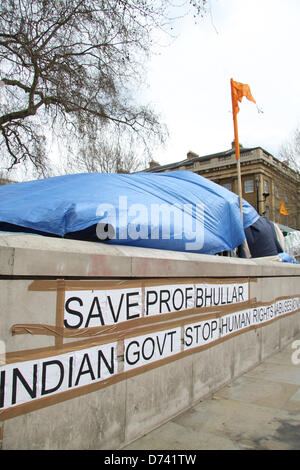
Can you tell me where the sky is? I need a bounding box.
[3,0,300,181]
[143,0,300,166]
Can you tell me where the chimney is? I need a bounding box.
[149,160,160,168]
[187,151,199,159]
[231,140,243,149]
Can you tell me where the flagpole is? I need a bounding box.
[230,78,243,221]
[230,78,251,259]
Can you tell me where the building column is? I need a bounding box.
[270,180,276,223]
[255,174,264,215]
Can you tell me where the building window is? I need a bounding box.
[264,206,270,219]
[223,182,232,191]
[275,185,279,199]
[284,190,288,202]
[244,178,254,193]
[264,179,269,194]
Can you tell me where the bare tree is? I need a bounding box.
[64,133,150,174]
[278,127,300,173]
[0,0,207,177]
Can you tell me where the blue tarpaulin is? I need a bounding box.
[0,170,259,254]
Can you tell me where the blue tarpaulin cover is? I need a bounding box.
[0,170,259,254]
[278,252,299,264]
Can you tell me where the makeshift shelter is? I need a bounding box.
[242,216,284,258]
[0,171,259,255]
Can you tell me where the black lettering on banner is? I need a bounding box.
[252,308,258,323]
[238,285,244,301]
[221,310,253,336]
[12,365,38,405]
[142,337,155,360]
[228,315,235,333]
[145,290,158,315]
[221,315,232,335]
[0,343,117,412]
[97,347,115,377]
[264,307,269,321]
[231,286,238,303]
[125,340,140,365]
[213,288,220,306]
[85,297,105,328]
[41,360,64,395]
[205,288,213,306]
[184,320,219,348]
[232,313,240,330]
[230,313,241,331]
[126,292,140,320]
[168,330,177,351]
[75,353,95,386]
[64,297,84,329]
[68,356,74,388]
[195,288,204,308]
[194,324,202,343]
[125,330,178,368]
[64,283,249,330]
[107,293,124,323]
[220,288,226,305]
[156,334,167,355]
[160,289,171,313]
[276,301,284,315]
[185,326,193,347]
[202,322,211,341]
[172,288,184,311]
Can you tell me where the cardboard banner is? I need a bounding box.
[0,342,117,411]
[220,297,300,338]
[13,278,251,339]
[1,294,300,421]
[124,328,181,372]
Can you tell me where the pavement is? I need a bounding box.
[123,337,300,450]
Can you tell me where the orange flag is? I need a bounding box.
[231,79,256,116]
[279,200,289,216]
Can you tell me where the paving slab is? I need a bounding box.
[123,339,300,450]
[123,420,240,450]
[215,375,299,412]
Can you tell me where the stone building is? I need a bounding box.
[146,143,300,231]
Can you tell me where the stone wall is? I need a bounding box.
[0,233,299,449]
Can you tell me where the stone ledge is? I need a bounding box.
[0,233,299,278]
